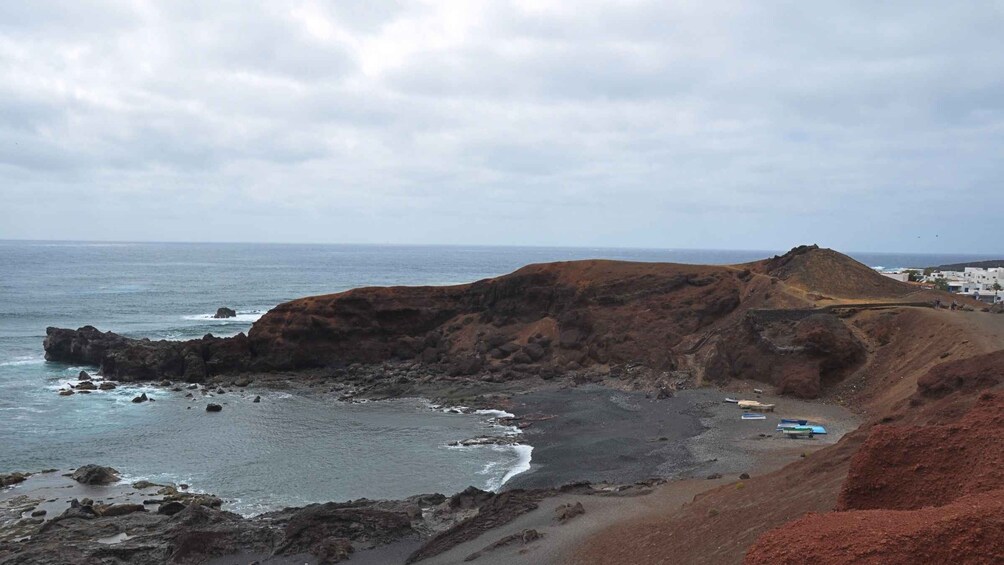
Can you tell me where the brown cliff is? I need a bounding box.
[43,246,928,399]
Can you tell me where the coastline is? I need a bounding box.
[2,374,860,564]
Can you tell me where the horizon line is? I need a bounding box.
[0,237,1002,258]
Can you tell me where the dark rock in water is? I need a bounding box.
[187,383,199,390]
[43,326,252,384]
[30,509,46,517]
[157,500,187,516]
[75,380,97,391]
[98,381,117,390]
[253,395,261,403]
[206,403,223,412]
[58,389,74,396]
[132,392,148,403]
[159,379,172,387]
[216,388,226,394]
[132,480,161,489]
[78,370,91,381]
[213,307,237,319]
[71,464,120,485]
[1,472,29,487]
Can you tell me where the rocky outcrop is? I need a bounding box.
[704,310,865,398]
[1,479,609,565]
[41,248,924,397]
[44,327,252,383]
[0,472,28,488]
[70,465,119,486]
[44,260,746,383]
[212,307,237,319]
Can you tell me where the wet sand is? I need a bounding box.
[503,384,858,491]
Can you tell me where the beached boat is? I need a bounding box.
[741,413,767,420]
[781,427,814,438]
[737,400,775,412]
[780,419,808,425]
[776,422,827,435]
[724,398,739,403]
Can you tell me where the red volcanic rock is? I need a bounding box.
[747,393,1004,565]
[745,489,1004,565]
[838,392,1004,511]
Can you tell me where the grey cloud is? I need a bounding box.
[0,1,1002,253]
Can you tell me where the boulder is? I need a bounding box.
[213,307,237,319]
[75,380,97,391]
[554,502,585,523]
[206,403,223,412]
[98,381,117,390]
[78,370,91,381]
[0,472,28,487]
[157,500,187,516]
[132,393,148,403]
[252,395,261,403]
[71,465,120,485]
[59,389,74,396]
[522,342,546,361]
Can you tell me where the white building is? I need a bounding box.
[926,266,1004,302]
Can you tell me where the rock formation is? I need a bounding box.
[212,307,237,319]
[42,246,927,398]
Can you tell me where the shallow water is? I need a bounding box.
[0,241,987,513]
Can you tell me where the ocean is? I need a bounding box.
[0,241,996,515]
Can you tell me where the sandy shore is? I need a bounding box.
[503,384,858,491]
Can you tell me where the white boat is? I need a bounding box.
[737,400,775,412]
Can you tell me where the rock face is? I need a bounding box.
[704,310,866,398]
[70,465,119,486]
[41,247,927,398]
[44,326,252,383]
[212,307,237,319]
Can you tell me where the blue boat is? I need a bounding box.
[741,413,767,420]
[780,419,808,425]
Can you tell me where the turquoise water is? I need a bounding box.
[0,241,993,514]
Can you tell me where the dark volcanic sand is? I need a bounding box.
[504,386,703,489]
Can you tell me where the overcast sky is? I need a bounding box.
[0,1,1001,253]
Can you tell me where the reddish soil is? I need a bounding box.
[838,390,1004,511]
[745,489,1004,565]
[575,313,1004,565]
[748,392,1004,564]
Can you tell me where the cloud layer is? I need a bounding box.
[1,1,1002,252]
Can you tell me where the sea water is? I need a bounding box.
[0,241,993,514]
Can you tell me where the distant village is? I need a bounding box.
[879,266,1004,303]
